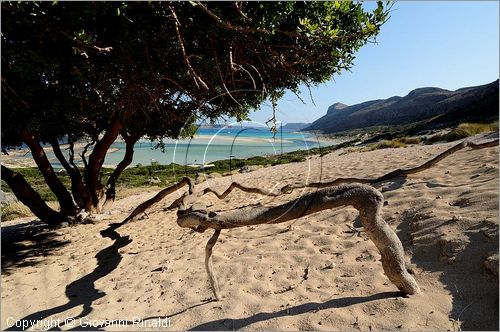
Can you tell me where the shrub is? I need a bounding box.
[395,136,422,145]
[1,202,33,221]
[365,139,407,151]
[427,122,498,143]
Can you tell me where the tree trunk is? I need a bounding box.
[20,131,76,215]
[86,117,123,210]
[1,165,65,226]
[103,133,139,210]
[51,139,93,211]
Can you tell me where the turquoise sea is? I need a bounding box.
[11,127,342,168]
[103,127,339,166]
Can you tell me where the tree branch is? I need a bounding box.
[205,230,221,300]
[121,177,194,225]
[86,116,123,207]
[202,182,279,200]
[51,138,90,209]
[177,183,421,296]
[125,137,498,299]
[51,139,77,177]
[104,132,140,207]
[168,4,209,91]
[19,130,76,213]
[1,165,65,225]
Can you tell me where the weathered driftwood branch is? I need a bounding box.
[200,139,499,198]
[313,139,498,187]
[202,182,279,199]
[120,138,497,300]
[205,230,221,300]
[178,184,421,298]
[122,139,497,225]
[122,177,193,224]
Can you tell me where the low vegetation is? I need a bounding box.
[3,120,496,221]
[361,121,498,152]
[1,140,357,221]
[426,122,498,143]
[363,136,422,151]
[1,201,33,220]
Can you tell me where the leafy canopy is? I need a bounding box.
[1,1,388,148]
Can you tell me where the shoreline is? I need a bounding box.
[1,134,348,169]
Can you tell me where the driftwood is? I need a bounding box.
[178,183,421,297]
[122,177,194,224]
[122,138,498,300]
[205,230,221,300]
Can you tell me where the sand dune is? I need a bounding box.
[2,134,498,331]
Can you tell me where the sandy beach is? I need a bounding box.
[1,134,498,331]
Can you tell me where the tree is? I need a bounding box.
[1,1,389,225]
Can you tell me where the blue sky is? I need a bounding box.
[247,1,499,126]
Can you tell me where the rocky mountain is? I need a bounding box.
[304,80,499,134]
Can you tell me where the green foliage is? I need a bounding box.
[2,1,388,149]
[363,136,422,151]
[1,1,388,210]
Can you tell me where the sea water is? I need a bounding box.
[103,127,338,166]
[10,127,341,168]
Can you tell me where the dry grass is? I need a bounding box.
[1,201,60,222]
[363,136,422,151]
[427,122,498,143]
[1,202,33,221]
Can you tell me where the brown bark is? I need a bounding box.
[121,137,498,300]
[272,139,500,192]
[1,165,65,225]
[20,131,76,214]
[86,116,123,209]
[103,133,140,209]
[122,177,193,224]
[51,139,92,210]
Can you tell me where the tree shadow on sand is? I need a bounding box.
[6,222,132,331]
[2,220,70,275]
[396,211,499,330]
[188,292,401,330]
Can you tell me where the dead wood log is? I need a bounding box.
[124,139,498,224]
[122,177,194,224]
[177,183,421,298]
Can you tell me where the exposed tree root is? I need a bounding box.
[200,139,499,198]
[205,230,221,300]
[177,183,421,297]
[121,177,194,224]
[202,182,279,199]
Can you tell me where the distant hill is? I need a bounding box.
[303,80,499,134]
[282,122,310,130]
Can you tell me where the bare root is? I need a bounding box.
[122,177,193,224]
[205,230,221,301]
[178,184,421,295]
